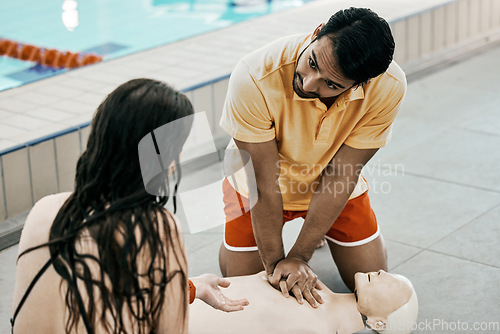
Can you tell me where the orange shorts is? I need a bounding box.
[222,178,379,251]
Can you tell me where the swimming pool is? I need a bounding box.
[0,0,313,92]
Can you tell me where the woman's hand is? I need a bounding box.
[190,274,249,312]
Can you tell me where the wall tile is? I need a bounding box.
[492,0,500,28]
[456,0,469,43]
[193,85,213,117]
[79,126,91,152]
[444,1,458,48]
[55,131,80,192]
[0,98,37,113]
[9,91,60,106]
[3,148,32,217]
[481,0,493,32]
[184,90,195,106]
[432,6,446,52]
[0,139,20,155]
[33,84,82,100]
[468,0,481,38]
[9,123,69,145]
[0,124,25,139]
[0,159,6,221]
[50,99,95,116]
[407,16,421,63]
[24,107,74,123]
[1,114,51,131]
[0,109,14,120]
[72,92,107,107]
[391,20,407,65]
[29,140,58,203]
[212,78,229,137]
[420,11,433,57]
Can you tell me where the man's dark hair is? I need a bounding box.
[316,7,395,85]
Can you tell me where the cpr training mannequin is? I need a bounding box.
[189,270,418,334]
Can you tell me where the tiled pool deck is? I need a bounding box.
[3,0,493,151]
[1,0,500,333]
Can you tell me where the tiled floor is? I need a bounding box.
[3,42,499,333]
[0,0,457,153]
[2,0,500,333]
[181,43,500,333]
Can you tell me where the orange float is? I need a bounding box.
[0,38,103,69]
[0,40,16,56]
[19,44,40,62]
[65,52,81,68]
[80,53,102,66]
[6,42,19,58]
[41,48,60,67]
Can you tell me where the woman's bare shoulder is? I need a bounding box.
[18,192,72,254]
[155,207,183,238]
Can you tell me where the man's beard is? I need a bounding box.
[293,72,320,99]
[292,45,320,99]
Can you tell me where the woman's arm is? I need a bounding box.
[155,210,189,334]
[190,274,249,312]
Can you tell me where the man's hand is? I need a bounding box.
[268,257,323,308]
[190,274,249,312]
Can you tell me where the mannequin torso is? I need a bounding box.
[188,272,366,334]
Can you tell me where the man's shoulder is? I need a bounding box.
[365,61,407,98]
[240,33,310,81]
[384,61,407,87]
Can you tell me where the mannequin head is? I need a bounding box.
[354,270,418,334]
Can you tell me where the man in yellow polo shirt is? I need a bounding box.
[218,7,406,307]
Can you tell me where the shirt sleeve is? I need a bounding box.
[344,76,407,149]
[219,60,276,143]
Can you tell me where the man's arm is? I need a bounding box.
[233,138,285,274]
[289,144,378,261]
[271,144,378,301]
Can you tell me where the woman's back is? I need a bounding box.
[11,79,195,334]
[12,193,188,334]
[12,193,71,333]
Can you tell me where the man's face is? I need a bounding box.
[293,36,356,99]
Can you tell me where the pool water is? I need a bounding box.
[0,0,312,92]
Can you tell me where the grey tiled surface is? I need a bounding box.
[0,245,17,329]
[1,3,500,334]
[2,46,500,334]
[0,0,456,152]
[429,204,500,268]
[182,42,500,333]
[395,251,500,333]
[1,40,487,333]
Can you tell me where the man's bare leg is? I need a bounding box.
[327,235,387,291]
[219,243,265,277]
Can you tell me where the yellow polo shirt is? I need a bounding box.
[220,34,407,211]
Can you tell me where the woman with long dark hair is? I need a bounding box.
[11,78,247,334]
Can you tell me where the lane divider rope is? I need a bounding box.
[0,39,103,69]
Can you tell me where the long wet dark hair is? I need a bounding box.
[20,79,194,333]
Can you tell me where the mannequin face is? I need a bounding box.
[354,270,413,319]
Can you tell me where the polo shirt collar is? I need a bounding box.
[292,84,365,111]
[349,85,365,101]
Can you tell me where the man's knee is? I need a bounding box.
[328,235,387,290]
[218,243,264,277]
